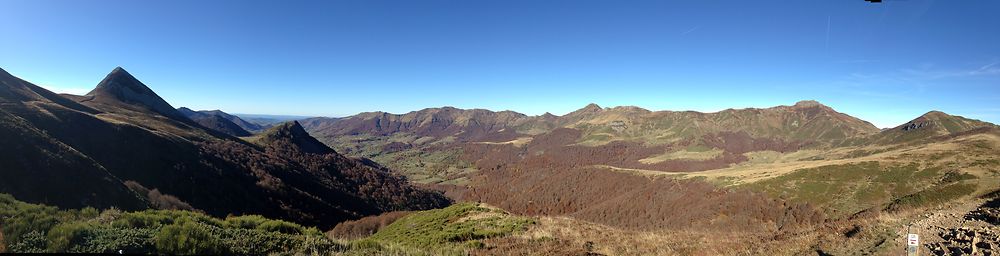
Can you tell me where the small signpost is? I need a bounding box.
[907,233,920,256]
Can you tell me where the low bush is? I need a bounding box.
[256,219,305,235]
[46,221,94,252]
[154,217,226,255]
[224,215,268,229]
[0,194,342,255]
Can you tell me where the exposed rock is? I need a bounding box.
[928,227,1000,256]
[902,121,928,131]
[968,198,1000,225]
[609,120,627,132]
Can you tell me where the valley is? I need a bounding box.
[1,66,998,255]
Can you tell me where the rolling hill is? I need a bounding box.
[299,100,887,184]
[297,97,999,254]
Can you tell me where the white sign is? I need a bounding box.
[907,234,919,246]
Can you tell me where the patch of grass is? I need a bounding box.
[885,183,977,212]
[743,162,948,218]
[940,171,977,184]
[361,203,534,255]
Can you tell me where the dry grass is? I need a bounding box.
[472,137,533,147]
[478,215,822,256]
[680,132,1000,185]
[638,148,724,164]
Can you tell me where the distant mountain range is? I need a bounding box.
[0,66,448,229]
[299,98,995,179]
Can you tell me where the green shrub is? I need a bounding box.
[257,219,304,235]
[46,222,94,252]
[72,227,155,253]
[8,231,46,253]
[0,194,343,255]
[224,215,269,229]
[79,208,99,219]
[941,171,977,183]
[0,195,64,246]
[154,217,226,255]
[111,211,172,229]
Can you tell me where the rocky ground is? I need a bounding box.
[915,197,1000,256]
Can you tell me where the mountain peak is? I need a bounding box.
[257,121,335,154]
[897,110,993,133]
[919,110,950,119]
[87,67,184,119]
[793,100,825,108]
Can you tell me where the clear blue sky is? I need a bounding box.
[2,0,998,128]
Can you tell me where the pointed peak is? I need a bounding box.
[87,67,184,119]
[563,103,604,117]
[583,103,602,110]
[261,121,313,140]
[279,120,305,131]
[104,67,138,82]
[257,121,334,154]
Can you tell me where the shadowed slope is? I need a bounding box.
[256,121,336,154]
[0,67,449,229]
[0,67,145,210]
[189,113,252,137]
[179,107,263,132]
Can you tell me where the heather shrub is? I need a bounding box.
[224,215,269,229]
[46,221,94,252]
[0,194,344,255]
[154,217,226,255]
[257,219,305,235]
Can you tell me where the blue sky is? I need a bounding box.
[1,0,998,128]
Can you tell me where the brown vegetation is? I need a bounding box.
[123,181,196,211]
[457,128,806,173]
[328,211,412,239]
[462,166,824,232]
[0,226,5,253]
